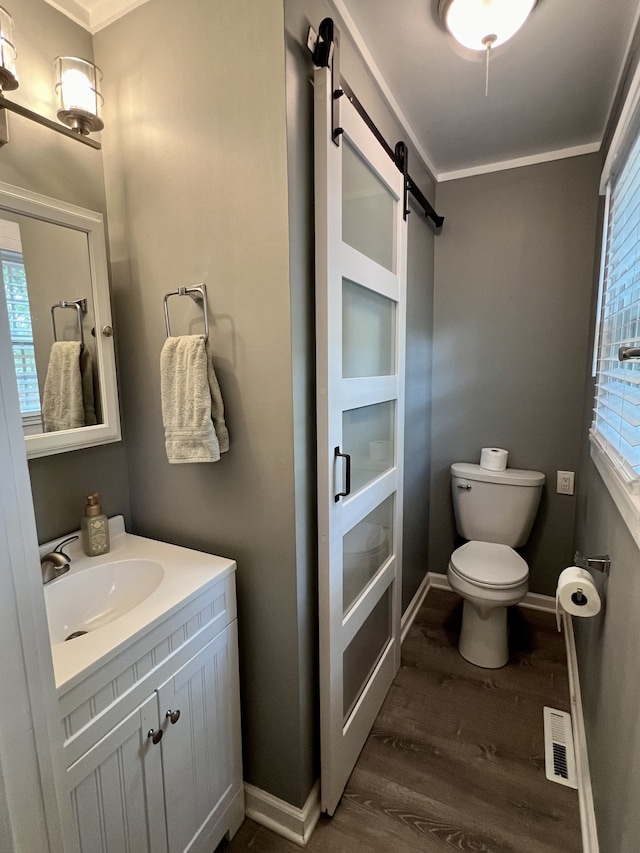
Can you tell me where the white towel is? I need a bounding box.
[206,340,229,453]
[161,334,229,463]
[81,346,97,427]
[42,341,90,432]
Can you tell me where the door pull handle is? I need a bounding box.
[334,447,351,502]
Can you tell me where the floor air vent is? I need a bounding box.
[543,707,578,789]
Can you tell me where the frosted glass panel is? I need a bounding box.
[343,278,395,378]
[343,588,391,721]
[342,140,395,272]
[343,401,395,493]
[343,495,393,614]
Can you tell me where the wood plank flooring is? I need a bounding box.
[216,588,582,853]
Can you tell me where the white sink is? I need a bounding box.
[45,558,164,645]
[40,516,236,692]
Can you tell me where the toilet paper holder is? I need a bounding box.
[574,552,611,576]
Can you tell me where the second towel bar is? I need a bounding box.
[163,283,209,341]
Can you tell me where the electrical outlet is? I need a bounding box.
[557,471,575,495]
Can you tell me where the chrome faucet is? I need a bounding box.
[40,535,79,585]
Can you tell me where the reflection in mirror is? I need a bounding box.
[0,182,120,458]
[1,215,101,434]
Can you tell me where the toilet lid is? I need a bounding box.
[450,541,528,588]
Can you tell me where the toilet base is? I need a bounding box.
[458,599,509,669]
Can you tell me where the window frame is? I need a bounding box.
[591,58,640,549]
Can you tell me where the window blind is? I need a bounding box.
[592,125,640,493]
[1,250,41,416]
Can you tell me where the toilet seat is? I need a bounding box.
[450,541,528,589]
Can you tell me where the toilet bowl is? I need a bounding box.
[447,540,529,668]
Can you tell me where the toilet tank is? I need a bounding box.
[451,462,545,547]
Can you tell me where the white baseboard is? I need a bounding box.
[401,572,430,642]
[400,571,453,642]
[563,613,599,853]
[426,571,450,591]
[244,780,320,847]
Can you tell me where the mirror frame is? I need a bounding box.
[0,181,121,458]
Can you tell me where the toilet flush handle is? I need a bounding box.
[457,483,471,490]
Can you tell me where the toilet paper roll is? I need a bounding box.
[480,447,508,471]
[555,566,601,630]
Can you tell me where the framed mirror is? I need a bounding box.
[0,181,120,458]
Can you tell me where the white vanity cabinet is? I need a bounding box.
[159,623,242,853]
[67,694,168,852]
[58,569,244,853]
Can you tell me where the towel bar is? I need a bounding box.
[163,283,209,341]
[51,298,87,347]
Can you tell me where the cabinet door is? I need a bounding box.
[158,622,242,853]
[66,694,168,853]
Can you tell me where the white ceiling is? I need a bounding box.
[337,0,640,180]
[47,0,640,181]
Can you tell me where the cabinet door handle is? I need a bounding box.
[166,709,181,724]
[148,728,163,745]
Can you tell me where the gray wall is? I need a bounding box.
[431,155,601,595]
[0,0,130,543]
[95,0,316,809]
[284,0,436,616]
[573,471,640,852]
[571,24,640,853]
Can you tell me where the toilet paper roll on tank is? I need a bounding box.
[555,566,602,631]
[480,447,508,471]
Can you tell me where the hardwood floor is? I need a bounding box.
[217,588,582,852]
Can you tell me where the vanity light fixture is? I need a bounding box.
[438,0,537,94]
[54,57,104,136]
[0,6,17,92]
[0,8,102,149]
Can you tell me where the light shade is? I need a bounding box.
[439,0,537,51]
[54,56,104,135]
[0,6,17,91]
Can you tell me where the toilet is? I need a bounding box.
[448,462,545,668]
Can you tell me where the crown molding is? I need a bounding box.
[438,141,601,182]
[44,0,150,33]
[328,1,604,183]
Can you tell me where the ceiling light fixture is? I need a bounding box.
[438,0,537,94]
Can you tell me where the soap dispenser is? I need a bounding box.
[81,492,110,556]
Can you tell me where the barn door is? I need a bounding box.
[314,64,407,815]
